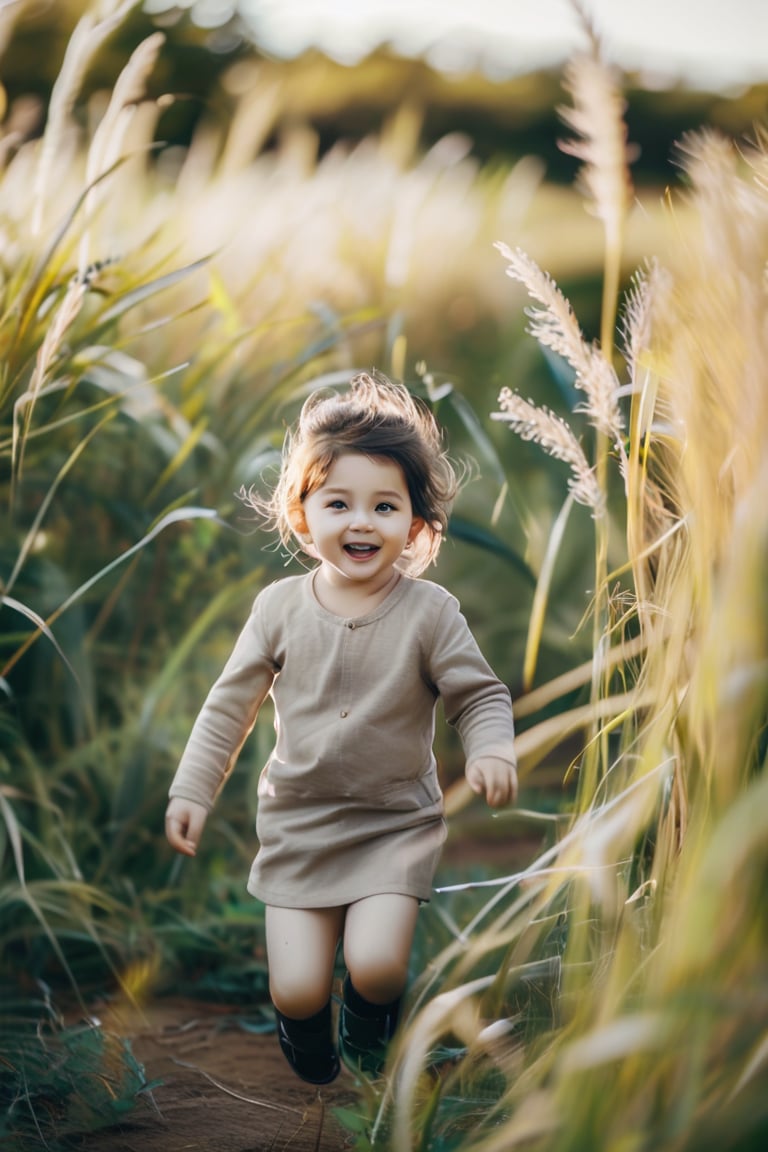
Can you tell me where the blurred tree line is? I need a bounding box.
[3,0,767,184]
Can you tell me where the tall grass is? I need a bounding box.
[5,4,761,1149]
[2,0,608,1008]
[382,39,768,1152]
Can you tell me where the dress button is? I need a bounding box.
[348,622,356,629]
[340,710,348,718]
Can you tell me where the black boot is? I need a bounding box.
[274,1002,340,1085]
[338,975,401,1076]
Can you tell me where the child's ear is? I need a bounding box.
[289,505,309,536]
[289,505,317,556]
[408,517,425,544]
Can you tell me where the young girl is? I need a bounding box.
[165,371,518,1085]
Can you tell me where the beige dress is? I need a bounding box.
[169,572,517,908]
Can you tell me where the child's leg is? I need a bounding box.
[265,904,344,1084]
[266,905,344,1016]
[343,893,419,1003]
[340,893,419,1073]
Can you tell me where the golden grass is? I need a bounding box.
[3,7,765,1149]
[385,48,768,1152]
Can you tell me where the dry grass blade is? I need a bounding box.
[169,1058,304,1116]
[494,242,623,444]
[558,49,635,248]
[80,30,166,270]
[492,387,601,510]
[495,241,591,376]
[11,278,86,488]
[393,975,497,1152]
[32,0,136,234]
[0,595,80,684]
[513,632,648,719]
[558,2,637,390]
[86,31,165,185]
[521,492,575,690]
[621,260,658,378]
[620,259,678,620]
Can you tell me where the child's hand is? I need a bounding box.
[466,756,518,808]
[165,797,208,856]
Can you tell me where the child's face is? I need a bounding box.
[300,452,424,589]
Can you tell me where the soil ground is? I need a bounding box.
[53,834,539,1151]
[70,996,367,1152]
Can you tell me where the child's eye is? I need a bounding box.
[376,502,396,513]
[328,500,347,510]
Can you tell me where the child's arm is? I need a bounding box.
[168,593,276,816]
[428,594,518,808]
[466,756,518,808]
[165,796,208,856]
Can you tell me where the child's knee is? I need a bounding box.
[270,973,331,1020]
[344,949,409,1003]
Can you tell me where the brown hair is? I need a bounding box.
[246,370,460,575]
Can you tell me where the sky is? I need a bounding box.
[228,0,768,91]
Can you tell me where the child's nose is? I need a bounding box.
[350,511,373,530]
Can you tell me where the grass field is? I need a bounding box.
[1,4,766,1149]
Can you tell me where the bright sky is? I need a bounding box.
[235,0,768,90]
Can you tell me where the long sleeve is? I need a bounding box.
[427,595,517,770]
[168,596,277,810]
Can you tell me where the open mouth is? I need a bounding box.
[344,544,379,558]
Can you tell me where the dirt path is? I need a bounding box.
[59,837,536,1150]
[69,998,367,1152]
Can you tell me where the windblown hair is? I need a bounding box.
[248,370,460,575]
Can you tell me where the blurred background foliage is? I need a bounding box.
[1,1,767,1148]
